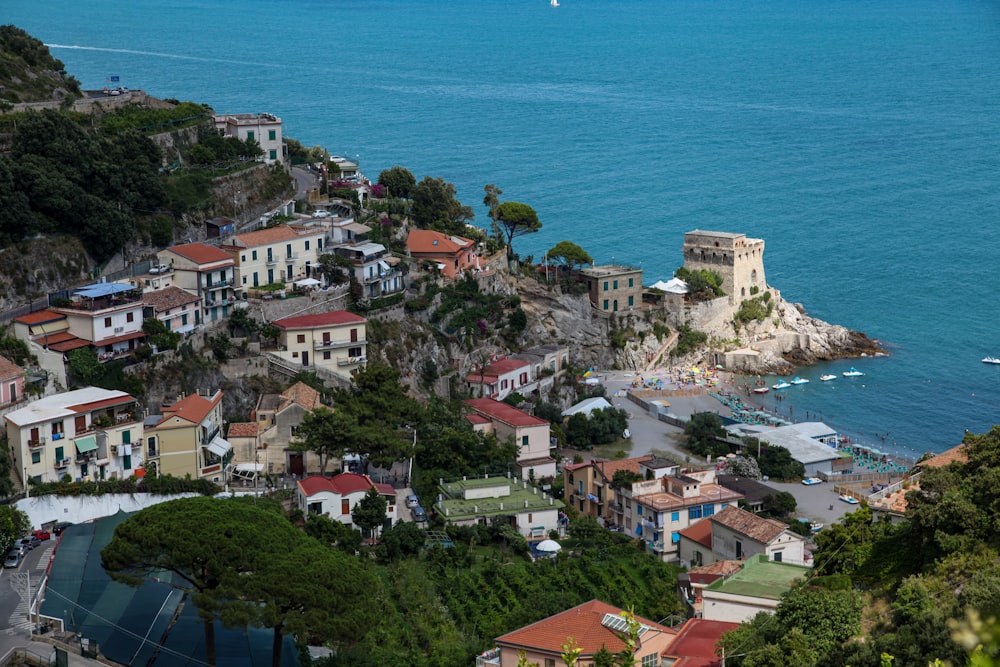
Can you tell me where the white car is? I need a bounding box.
[801,477,822,486]
[311,210,329,218]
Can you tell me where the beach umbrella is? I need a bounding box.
[536,539,562,553]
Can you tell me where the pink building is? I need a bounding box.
[0,356,25,407]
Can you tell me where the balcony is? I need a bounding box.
[338,356,367,366]
[265,256,278,266]
[54,458,72,469]
[314,338,366,350]
[27,437,47,449]
[475,648,500,667]
[205,278,234,290]
[608,502,624,514]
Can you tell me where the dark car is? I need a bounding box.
[53,522,73,536]
[19,536,40,551]
[412,506,428,523]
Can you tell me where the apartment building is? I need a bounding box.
[144,390,229,482]
[223,225,325,296]
[157,242,236,323]
[271,311,367,379]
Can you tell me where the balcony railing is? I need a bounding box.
[205,278,234,289]
[265,256,278,265]
[54,458,72,469]
[314,338,366,350]
[608,502,624,514]
[338,356,367,366]
[27,437,47,449]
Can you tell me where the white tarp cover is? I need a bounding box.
[536,539,562,552]
[207,436,233,457]
[650,277,689,294]
[294,278,321,286]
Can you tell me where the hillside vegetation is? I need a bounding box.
[0,25,81,106]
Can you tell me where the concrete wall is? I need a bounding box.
[16,492,200,531]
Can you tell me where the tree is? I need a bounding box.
[755,444,805,481]
[260,323,281,347]
[684,412,728,458]
[377,165,416,199]
[209,332,232,362]
[352,486,388,539]
[379,520,426,561]
[547,240,592,271]
[303,513,362,554]
[101,497,304,667]
[410,176,474,234]
[231,538,379,667]
[289,406,357,475]
[142,317,181,351]
[495,201,541,259]
[0,506,30,554]
[761,491,797,518]
[722,455,762,480]
[227,307,258,337]
[483,183,503,242]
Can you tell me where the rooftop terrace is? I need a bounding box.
[702,554,810,600]
[437,474,562,520]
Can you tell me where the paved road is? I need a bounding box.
[291,165,318,200]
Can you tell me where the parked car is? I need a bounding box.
[19,536,40,551]
[405,494,420,509]
[4,549,21,569]
[53,522,74,536]
[412,506,427,523]
[32,529,51,541]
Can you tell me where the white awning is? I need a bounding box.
[206,436,233,457]
[295,277,321,287]
[378,260,390,272]
[436,263,446,270]
[174,323,197,334]
[235,463,264,472]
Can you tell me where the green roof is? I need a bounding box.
[703,554,811,600]
[436,476,563,520]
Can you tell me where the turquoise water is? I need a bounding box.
[7,0,1000,458]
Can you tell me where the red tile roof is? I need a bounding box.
[496,599,674,656]
[143,286,200,312]
[231,224,319,248]
[227,422,259,438]
[466,357,531,383]
[465,413,491,425]
[594,455,654,482]
[159,392,222,426]
[273,311,366,329]
[688,560,743,587]
[678,517,714,548]
[164,242,234,266]
[663,619,740,667]
[710,506,788,544]
[464,398,548,427]
[92,330,146,347]
[406,229,473,255]
[297,473,379,497]
[280,381,322,410]
[47,337,90,353]
[0,356,22,380]
[14,310,65,326]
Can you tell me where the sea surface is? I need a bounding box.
[7,0,1000,460]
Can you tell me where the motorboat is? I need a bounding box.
[551,0,560,6]
[772,380,791,390]
[753,386,770,394]
[983,356,1000,365]
[820,374,836,381]
[790,377,809,385]
[843,367,865,377]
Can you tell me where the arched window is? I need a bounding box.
[751,269,758,284]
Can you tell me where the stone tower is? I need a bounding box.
[682,230,766,305]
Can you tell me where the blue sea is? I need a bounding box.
[7,0,1000,460]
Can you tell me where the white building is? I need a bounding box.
[214,112,284,163]
[296,473,398,530]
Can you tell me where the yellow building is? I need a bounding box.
[222,225,326,296]
[272,311,367,379]
[144,390,230,482]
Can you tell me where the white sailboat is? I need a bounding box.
[551,0,560,6]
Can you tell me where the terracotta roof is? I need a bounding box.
[678,517,714,548]
[70,395,136,413]
[297,473,378,497]
[92,330,146,347]
[710,506,788,544]
[0,356,22,380]
[594,455,654,482]
[465,413,491,425]
[14,310,65,326]
[164,242,234,266]
[47,336,90,352]
[406,229,473,255]
[227,422,259,438]
[918,444,969,469]
[280,381,321,410]
[688,560,743,583]
[464,398,548,427]
[143,287,200,312]
[231,224,318,248]
[159,392,223,426]
[663,619,740,667]
[36,331,77,345]
[495,599,674,656]
[273,311,366,329]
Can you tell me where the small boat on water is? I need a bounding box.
[820,374,837,382]
[983,356,1000,365]
[773,380,791,390]
[753,386,770,394]
[790,377,809,385]
[551,0,560,6]
[839,494,860,505]
[843,367,865,377]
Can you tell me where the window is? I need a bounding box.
[253,273,259,287]
[31,451,41,464]
[318,238,323,250]
[297,334,306,344]
[122,430,131,444]
[55,446,64,461]
[772,551,782,562]
[603,281,609,291]
[641,654,658,667]
[323,351,331,360]
[348,346,362,357]
[578,481,583,495]
[241,254,246,262]
[545,660,556,667]
[104,317,112,327]
[613,279,618,289]
[637,505,643,516]
[286,244,293,258]
[252,250,258,261]
[126,312,134,323]
[689,506,703,520]
[694,550,703,566]
[671,531,680,544]
[147,437,157,457]
[242,276,247,285]
[603,299,609,310]
[341,500,350,515]
[123,454,132,470]
[703,503,715,517]
[521,435,529,447]
[247,131,255,141]
[292,352,299,358]
[613,300,618,312]
[628,296,634,307]
[735,540,743,559]
[268,130,276,141]
[269,149,277,160]
[629,277,634,287]
[671,511,679,522]
[350,328,358,342]
[305,240,310,250]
